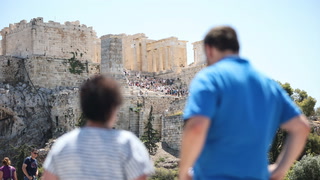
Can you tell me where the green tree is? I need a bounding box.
[140,106,160,155]
[278,82,316,117]
[292,89,308,103]
[296,96,317,117]
[280,82,294,96]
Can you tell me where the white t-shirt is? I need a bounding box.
[43,127,154,180]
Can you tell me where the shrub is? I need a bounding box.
[158,157,166,163]
[304,133,320,156]
[150,168,178,180]
[288,155,320,180]
[66,52,85,74]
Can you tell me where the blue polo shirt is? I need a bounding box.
[183,57,301,180]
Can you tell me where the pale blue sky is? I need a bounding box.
[1,0,319,107]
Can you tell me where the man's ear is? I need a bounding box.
[205,45,214,61]
[205,45,212,57]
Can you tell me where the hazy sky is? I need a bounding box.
[1,0,319,107]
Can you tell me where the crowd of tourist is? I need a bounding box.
[123,69,188,97]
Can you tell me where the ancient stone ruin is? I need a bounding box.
[0,17,206,158]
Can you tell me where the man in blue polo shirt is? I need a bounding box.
[179,26,310,180]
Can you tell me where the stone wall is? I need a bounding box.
[1,18,101,63]
[162,115,183,151]
[167,98,187,115]
[49,88,81,137]
[0,55,100,88]
[116,96,143,135]
[115,95,177,137]
[26,56,99,88]
[0,20,32,57]
[160,98,187,151]
[0,56,27,83]
[139,96,177,137]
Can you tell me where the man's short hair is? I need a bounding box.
[32,148,38,153]
[204,26,240,53]
[80,75,122,123]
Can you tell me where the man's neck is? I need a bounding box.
[86,120,112,129]
[207,49,239,66]
[220,51,238,59]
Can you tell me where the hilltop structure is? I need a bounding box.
[0,18,206,158]
[101,33,187,73]
[0,17,100,63]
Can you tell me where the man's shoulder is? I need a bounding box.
[23,156,31,164]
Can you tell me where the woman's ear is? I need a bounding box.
[106,107,119,128]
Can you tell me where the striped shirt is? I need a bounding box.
[43,127,154,180]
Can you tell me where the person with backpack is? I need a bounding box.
[0,157,17,180]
